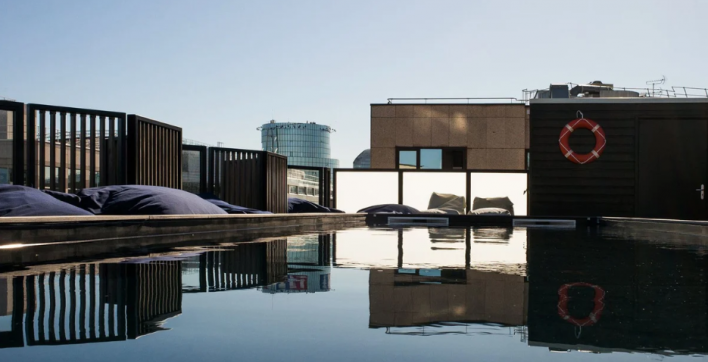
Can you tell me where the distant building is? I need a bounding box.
[259,120,339,202]
[259,120,339,169]
[353,149,370,168]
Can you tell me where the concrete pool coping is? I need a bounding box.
[0,213,366,266]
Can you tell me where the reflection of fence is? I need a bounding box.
[182,239,287,293]
[127,115,182,189]
[207,147,287,213]
[0,261,182,349]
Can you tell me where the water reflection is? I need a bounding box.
[0,227,707,359]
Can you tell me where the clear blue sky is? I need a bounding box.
[1,0,706,166]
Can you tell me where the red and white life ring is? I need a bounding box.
[559,118,606,164]
[557,282,605,327]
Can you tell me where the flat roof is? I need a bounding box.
[530,97,708,104]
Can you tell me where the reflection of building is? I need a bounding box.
[353,149,370,169]
[261,234,334,294]
[262,265,331,294]
[369,268,527,331]
[526,229,708,356]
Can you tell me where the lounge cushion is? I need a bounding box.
[427,192,466,215]
[288,198,343,213]
[198,194,272,214]
[469,207,511,215]
[0,185,93,217]
[472,197,514,215]
[357,204,421,214]
[45,185,228,215]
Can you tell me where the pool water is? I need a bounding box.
[1,226,707,361]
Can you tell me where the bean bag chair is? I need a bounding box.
[424,192,466,215]
[198,193,272,214]
[357,204,420,214]
[0,185,93,217]
[288,198,344,213]
[472,197,514,216]
[45,185,227,215]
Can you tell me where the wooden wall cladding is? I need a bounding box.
[529,100,708,217]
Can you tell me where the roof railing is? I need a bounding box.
[386,97,523,104]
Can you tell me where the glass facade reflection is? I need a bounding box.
[260,121,339,169]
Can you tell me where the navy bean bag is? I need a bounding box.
[198,193,272,214]
[0,185,93,217]
[356,204,421,214]
[288,198,344,213]
[45,185,227,215]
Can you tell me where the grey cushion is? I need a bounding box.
[472,197,514,215]
[469,207,511,216]
[427,192,466,215]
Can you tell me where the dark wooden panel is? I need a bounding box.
[530,100,708,218]
[530,103,638,217]
[207,148,287,213]
[636,119,707,219]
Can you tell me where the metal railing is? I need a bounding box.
[386,97,523,104]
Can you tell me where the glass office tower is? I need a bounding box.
[259,121,339,169]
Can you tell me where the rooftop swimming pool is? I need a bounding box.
[1,226,707,361]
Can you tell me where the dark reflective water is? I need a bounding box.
[1,227,708,361]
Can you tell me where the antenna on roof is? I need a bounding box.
[646,76,666,97]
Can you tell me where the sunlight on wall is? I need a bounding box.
[335,172,398,213]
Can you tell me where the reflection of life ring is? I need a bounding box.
[557,282,605,327]
[559,117,606,164]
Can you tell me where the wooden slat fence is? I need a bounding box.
[127,115,182,189]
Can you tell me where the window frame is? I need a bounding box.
[395,147,467,170]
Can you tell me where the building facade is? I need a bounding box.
[369,104,529,170]
[260,121,339,169]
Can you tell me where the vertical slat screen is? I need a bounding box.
[19,104,127,192]
[207,147,287,212]
[126,115,182,189]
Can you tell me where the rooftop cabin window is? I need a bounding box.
[397,148,465,170]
